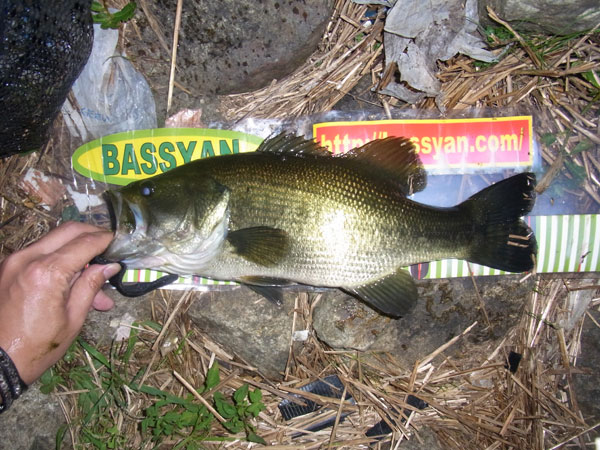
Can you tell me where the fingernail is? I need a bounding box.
[103,263,122,279]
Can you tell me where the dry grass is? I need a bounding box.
[1,0,600,448]
[50,280,600,449]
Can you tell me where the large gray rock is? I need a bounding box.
[313,275,534,368]
[479,0,600,35]
[312,290,396,351]
[572,307,600,440]
[126,0,334,118]
[0,384,65,450]
[187,287,297,379]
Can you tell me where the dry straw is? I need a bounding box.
[0,0,599,448]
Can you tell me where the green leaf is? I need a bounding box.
[246,402,265,417]
[214,392,236,419]
[570,140,593,155]
[138,384,167,397]
[540,132,557,147]
[91,1,104,12]
[247,431,267,445]
[205,361,220,390]
[55,424,68,449]
[82,429,107,450]
[113,2,136,21]
[39,369,64,394]
[219,401,237,419]
[223,418,244,433]
[79,339,111,368]
[92,1,137,29]
[140,320,163,331]
[92,13,110,24]
[583,70,600,89]
[248,388,262,404]
[233,384,249,405]
[564,159,587,185]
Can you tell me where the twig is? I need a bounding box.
[166,0,183,113]
[547,421,600,450]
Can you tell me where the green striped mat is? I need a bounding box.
[119,214,599,287]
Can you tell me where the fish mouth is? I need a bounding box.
[102,190,147,263]
[104,190,119,234]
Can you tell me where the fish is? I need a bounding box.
[102,133,537,318]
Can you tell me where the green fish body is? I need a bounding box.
[103,134,537,317]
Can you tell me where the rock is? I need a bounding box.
[82,291,153,346]
[313,290,396,351]
[572,308,600,439]
[313,276,534,368]
[186,287,297,379]
[0,384,66,450]
[126,0,334,119]
[479,0,600,35]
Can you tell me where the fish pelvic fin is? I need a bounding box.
[461,172,537,273]
[343,269,418,319]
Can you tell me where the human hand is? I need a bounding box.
[0,222,121,385]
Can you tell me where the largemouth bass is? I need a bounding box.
[103,134,537,317]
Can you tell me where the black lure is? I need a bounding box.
[90,256,178,297]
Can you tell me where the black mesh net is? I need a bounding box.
[0,0,93,158]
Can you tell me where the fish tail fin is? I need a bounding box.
[460,172,537,273]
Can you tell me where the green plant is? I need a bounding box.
[138,384,214,443]
[91,1,136,29]
[137,360,266,445]
[214,384,266,444]
[43,326,267,448]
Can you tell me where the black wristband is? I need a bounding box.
[0,346,27,413]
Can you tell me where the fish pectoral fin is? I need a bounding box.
[343,269,417,319]
[227,226,290,267]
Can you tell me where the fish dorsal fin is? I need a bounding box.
[227,226,290,267]
[343,269,418,318]
[257,133,331,157]
[340,137,426,195]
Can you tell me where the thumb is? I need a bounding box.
[68,263,121,327]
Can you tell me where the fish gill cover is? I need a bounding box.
[0,0,93,157]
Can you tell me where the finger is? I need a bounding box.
[91,291,115,311]
[44,230,115,277]
[67,264,121,325]
[23,222,110,256]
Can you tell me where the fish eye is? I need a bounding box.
[140,180,155,197]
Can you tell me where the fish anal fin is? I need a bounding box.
[343,269,417,318]
[240,277,293,306]
[227,226,289,267]
[239,276,293,286]
[340,137,426,195]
